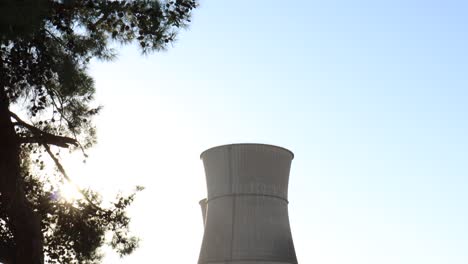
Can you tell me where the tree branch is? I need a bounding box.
[9,111,78,148]
[42,144,103,212]
[17,135,76,148]
[8,112,102,212]
[44,28,67,49]
[91,12,109,30]
[48,93,89,157]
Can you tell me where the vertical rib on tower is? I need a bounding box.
[198,144,297,264]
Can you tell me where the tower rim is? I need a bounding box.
[200,143,294,160]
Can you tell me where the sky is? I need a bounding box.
[62,1,468,263]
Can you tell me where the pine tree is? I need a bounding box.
[0,1,197,263]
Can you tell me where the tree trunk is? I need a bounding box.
[0,89,43,264]
[0,241,15,263]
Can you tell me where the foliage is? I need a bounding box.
[0,0,197,262]
[20,157,143,263]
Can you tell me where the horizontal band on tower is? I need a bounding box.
[200,257,298,264]
[206,193,289,204]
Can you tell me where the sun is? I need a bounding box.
[59,182,82,202]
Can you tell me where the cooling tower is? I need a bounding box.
[198,144,297,264]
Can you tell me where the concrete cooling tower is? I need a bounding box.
[198,144,298,264]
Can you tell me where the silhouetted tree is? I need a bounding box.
[0,0,197,263]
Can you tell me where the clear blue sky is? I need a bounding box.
[69,0,468,263]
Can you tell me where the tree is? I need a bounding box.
[0,0,197,263]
